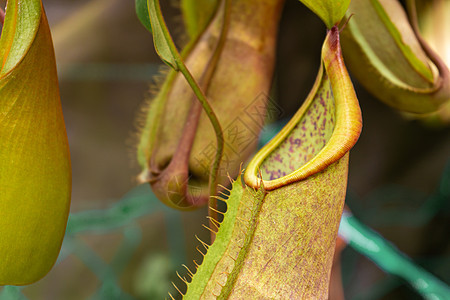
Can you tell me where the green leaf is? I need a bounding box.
[147,0,178,70]
[135,0,152,33]
[182,27,362,298]
[0,0,71,285]
[298,0,350,29]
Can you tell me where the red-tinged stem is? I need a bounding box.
[0,7,5,25]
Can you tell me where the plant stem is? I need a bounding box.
[204,0,231,232]
[173,52,224,212]
[176,60,224,206]
[177,60,224,242]
[150,0,225,239]
[176,0,231,229]
[154,0,225,212]
[0,7,5,25]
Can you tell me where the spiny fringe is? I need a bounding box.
[168,292,175,300]
[257,168,268,193]
[172,281,184,296]
[182,264,195,277]
[227,172,235,184]
[203,223,218,234]
[136,66,170,122]
[129,65,170,172]
[209,205,224,216]
[247,186,259,198]
[196,235,210,250]
[202,223,217,234]
[218,184,232,193]
[210,195,227,203]
[197,246,206,256]
[218,190,230,198]
[193,260,200,268]
[206,216,221,228]
[257,168,263,179]
[176,270,189,285]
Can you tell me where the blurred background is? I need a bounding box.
[0,0,449,299]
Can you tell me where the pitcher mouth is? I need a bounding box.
[244,27,362,191]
